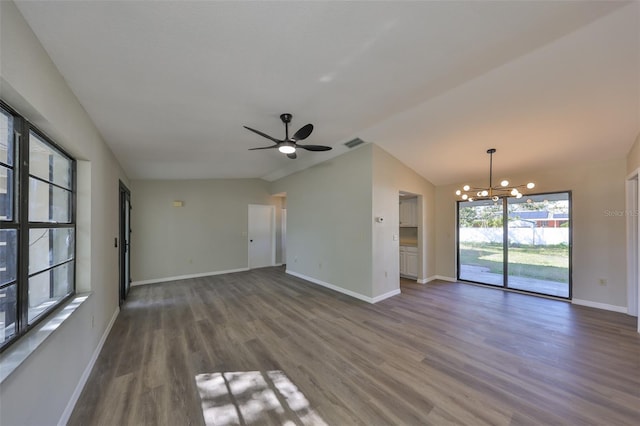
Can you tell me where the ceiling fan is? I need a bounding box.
[244,113,332,159]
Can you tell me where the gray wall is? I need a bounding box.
[0,1,634,423]
[435,158,628,308]
[1,1,129,424]
[130,178,282,282]
[271,145,374,298]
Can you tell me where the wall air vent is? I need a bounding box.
[344,137,365,149]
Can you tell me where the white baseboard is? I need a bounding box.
[572,299,627,313]
[428,275,457,283]
[286,270,398,304]
[131,268,250,286]
[372,288,401,303]
[420,275,439,283]
[58,306,120,426]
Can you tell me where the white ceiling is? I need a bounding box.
[14,1,640,185]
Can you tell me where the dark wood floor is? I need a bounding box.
[69,267,640,425]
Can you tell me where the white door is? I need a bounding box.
[248,204,275,269]
[281,209,287,264]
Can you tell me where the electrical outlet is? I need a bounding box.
[598,278,607,286]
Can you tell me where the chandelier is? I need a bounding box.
[456,148,535,202]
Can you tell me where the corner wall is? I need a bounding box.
[372,145,436,295]
[271,145,374,299]
[1,1,129,424]
[436,158,628,309]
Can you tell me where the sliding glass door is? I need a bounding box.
[507,193,570,297]
[457,192,571,298]
[458,200,504,286]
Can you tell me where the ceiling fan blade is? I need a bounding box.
[292,123,313,141]
[297,144,332,151]
[287,152,297,159]
[248,145,279,150]
[243,126,281,144]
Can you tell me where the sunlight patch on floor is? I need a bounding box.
[195,370,327,426]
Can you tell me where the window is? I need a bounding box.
[0,101,76,352]
[457,192,571,298]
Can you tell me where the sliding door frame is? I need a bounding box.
[457,190,572,299]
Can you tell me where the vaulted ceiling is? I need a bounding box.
[14,1,639,185]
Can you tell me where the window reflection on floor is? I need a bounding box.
[195,370,327,426]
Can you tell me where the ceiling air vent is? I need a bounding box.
[344,137,365,149]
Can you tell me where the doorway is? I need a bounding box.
[248,204,275,269]
[399,191,421,281]
[119,181,132,305]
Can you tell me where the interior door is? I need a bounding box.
[119,182,131,305]
[248,204,275,269]
[281,208,287,265]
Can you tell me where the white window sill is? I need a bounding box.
[0,292,91,384]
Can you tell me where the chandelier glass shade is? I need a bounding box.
[456,148,535,202]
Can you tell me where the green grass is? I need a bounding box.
[460,242,569,283]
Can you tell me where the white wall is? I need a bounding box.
[372,145,436,293]
[130,178,282,282]
[436,158,628,309]
[271,145,374,298]
[0,1,129,424]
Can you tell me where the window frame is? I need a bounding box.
[1,100,77,352]
[456,190,572,300]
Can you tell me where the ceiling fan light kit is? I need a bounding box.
[245,113,332,159]
[455,148,535,203]
[278,142,296,154]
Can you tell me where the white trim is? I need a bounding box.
[286,270,380,303]
[625,171,639,321]
[626,167,640,181]
[281,208,287,264]
[0,294,92,384]
[417,277,428,284]
[131,268,250,286]
[572,299,628,313]
[371,288,401,303]
[58,306,119,426]
[429,275,457,283]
